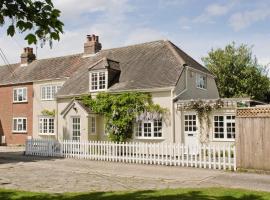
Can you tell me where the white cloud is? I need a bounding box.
[193,2,235,23]
[54,0,133,21]
[229,9,270,31]
[181,25,191,30]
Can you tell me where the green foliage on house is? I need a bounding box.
[80,92,167,142]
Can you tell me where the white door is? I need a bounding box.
[71,117,81,141]
[184,114,198,147]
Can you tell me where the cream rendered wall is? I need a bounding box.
[57,98,99,141]
[132,90,173,143]
[33,79,66,139]
[176,106,236,146]
[57,90,174,143]
[61,103,89,141]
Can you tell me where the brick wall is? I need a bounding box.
[0,83,33,145]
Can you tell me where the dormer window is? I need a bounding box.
[90,71,107,91]
[196,73,207,89]
[89,57,120,92]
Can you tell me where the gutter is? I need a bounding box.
[56,87,175,99]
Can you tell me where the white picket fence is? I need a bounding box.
[25,139,236,171]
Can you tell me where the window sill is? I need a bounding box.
[13,101,28,104]
[38,133,55,136]
[89,90,107,93]
[212,139,235,142]
[12,131,27,134]
[196,87,207,91]
[134,137,165,140]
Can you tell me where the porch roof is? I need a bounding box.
[176,98,266,111]
[61,98,93,117]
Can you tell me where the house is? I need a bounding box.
[55,35,220,145]
[0,48,82,145]
[0,34,256,146]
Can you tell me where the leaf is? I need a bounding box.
[25,33,37,44]
[7,25,15,36]
[50,32,59,40]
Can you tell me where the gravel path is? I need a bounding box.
[1,148,270,193]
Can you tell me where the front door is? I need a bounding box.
[71,117,81,141]
[184,114,198,147]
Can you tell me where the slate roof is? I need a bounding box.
[0,63,19,84]
[57,40,212,97]
[0,40,212,96]
[0,54,83,85]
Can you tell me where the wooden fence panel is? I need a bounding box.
[236,110,270,171]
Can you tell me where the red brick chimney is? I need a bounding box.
[21,47,36,66]
[84,34,102,55]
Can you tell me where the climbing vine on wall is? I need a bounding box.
[41,109,55,117]
[80,92,167,142]
[183,99,224,143]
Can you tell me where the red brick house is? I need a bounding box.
[0,48,35,145]
[0,83,33,144]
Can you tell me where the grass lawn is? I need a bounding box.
[0,188,270,200]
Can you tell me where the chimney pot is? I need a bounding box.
[84,34,102,55]
[21,47,36,66]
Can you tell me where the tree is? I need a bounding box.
[80,92,167,142]
[0,0,64,45]
[202,42,270,101]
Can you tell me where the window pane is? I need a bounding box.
[13,119,17,131]
[213,115,224,139]
[91,117,96,133]
[143,122,151,137]
[184,115,196,134]
[49,118,54,133]
[99,72,106,89]
[91,73,98,90]
[153,119,162,137]
[13,90,17,101]
[22,88,27,101]
[23,119,27,131]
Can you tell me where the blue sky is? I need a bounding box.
[0,0,270,67]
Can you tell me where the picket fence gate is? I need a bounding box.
[25,139,236,171]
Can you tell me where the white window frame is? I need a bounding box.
[40,85,61,101]
[71,116,81,141]
[13,87,27,103]
[12,117,27,133]
[213,115,236,141]
[184,114,197,134]
[196,73,207,89]
[134,119,163,139]
[90,116,96,134]
[38,116,55,135]
[89,70,108,92]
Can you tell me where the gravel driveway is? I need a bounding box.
[1,147,270,193]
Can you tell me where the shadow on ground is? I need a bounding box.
[0,151,63,164]
[0,189,269,200]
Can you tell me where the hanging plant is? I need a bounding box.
[184,99,224,143]
[80,92,167,142]
[41,109,55,117]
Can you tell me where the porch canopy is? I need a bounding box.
[176,98,265,111]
